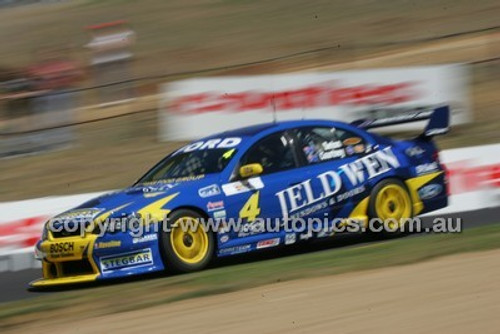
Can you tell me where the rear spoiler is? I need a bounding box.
[351,105,450,138]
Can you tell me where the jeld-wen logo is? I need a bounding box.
[276,147,400,217]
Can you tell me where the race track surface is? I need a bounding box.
[15,249,499,334]
[1,206,499,304]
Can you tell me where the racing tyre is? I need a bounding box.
[367,179,413,237]
[160,209,214,273]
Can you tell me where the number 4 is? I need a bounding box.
[239,191,261,222]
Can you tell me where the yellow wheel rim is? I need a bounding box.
[375,184,412,230]
[170,217,209,264]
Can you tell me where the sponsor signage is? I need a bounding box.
[159,65,470,140]
[276,147,400,217]
[257,238,280,249]
[198,184,221,198]
[419,184,443,200]
[100,249,153,272]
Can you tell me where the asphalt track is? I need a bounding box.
[1,206,499,304]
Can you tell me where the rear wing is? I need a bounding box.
[351,105,450,138]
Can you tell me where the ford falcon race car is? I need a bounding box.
[31,106,450,287]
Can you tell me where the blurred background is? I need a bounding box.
[0,0,498,201]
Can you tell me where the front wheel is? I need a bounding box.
[160,209,214,273]
[367,179,413,236]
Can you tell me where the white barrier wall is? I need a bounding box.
[431,144,500,215]
[1,144,499,271]
[159,65,470,141]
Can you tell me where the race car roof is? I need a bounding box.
[198,119,353,143]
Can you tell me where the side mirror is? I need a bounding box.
[239,163,263,179]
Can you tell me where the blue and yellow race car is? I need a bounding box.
[31,106,450,287]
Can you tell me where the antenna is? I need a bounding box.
[271,94,277,123]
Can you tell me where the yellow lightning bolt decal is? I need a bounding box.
[137,193,179,223]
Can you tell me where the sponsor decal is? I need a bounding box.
[416,162,439,175]
[176,137,242,153]
[317,229,334,238]
[50,242,74,253]
[305,140,346,162]
[343,137,362,146]
[418,184,443,200]
[95,240,122,249]
[285,233,296,245]
[319,148,345,160]
[162,175,205,183]
[137,182,178,193]
[207,200,224,212]
[354,144,365,154]
[257,238,280,249]
[100,249,153,272]
[299,231,313,241]
[213,210,226,219]
[132,234,158,244]
[54,208,104,221]
[323,140,343,150]
[198,184,221,198]
[143,192,167,198]
[276,147,399,217]
[219,244,251,255]
[405,146,425,157]
[290,200,329,219]
[335,185,366,203]
[222,177,264,196]
[345,145,355,156]
[237,220,266,237]
[219,235,229,243]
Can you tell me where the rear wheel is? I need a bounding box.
[160,209,214,273]
[368,179,413,236]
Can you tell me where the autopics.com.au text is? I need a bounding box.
[45,214,462,238]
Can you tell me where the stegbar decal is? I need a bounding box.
[222,177,265,196]
[100,249,153,273]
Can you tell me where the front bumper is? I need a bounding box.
[29,234,100,287]
[30,230,165,287]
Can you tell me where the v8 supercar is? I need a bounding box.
[31,106,450,287]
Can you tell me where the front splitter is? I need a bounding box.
[30,274,99,287]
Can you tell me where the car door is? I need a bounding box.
[220,130,305,248]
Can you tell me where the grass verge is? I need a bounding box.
[1,223,500,329]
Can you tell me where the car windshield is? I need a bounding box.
[137,148,237,183]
